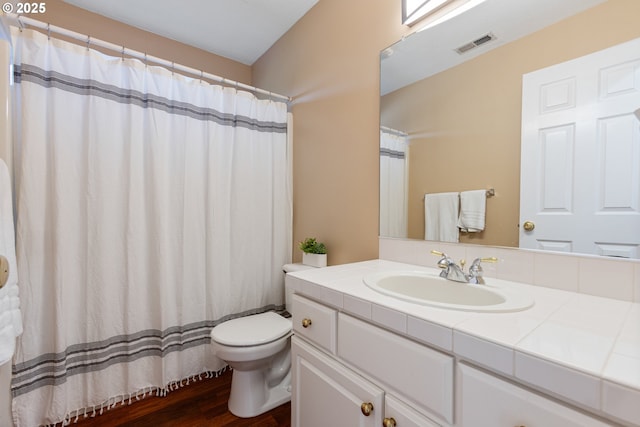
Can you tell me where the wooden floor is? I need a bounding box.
[74,369,291,427]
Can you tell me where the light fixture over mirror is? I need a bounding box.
[382,0,640,259]
[403,0,450,25]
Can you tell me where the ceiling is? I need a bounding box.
[63,0,319,65]
[381,0,606,95]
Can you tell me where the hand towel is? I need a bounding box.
[458,189,486,232]
[424,192,459,242]
[0,158,22,365]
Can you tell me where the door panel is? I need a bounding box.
[520,37,640,258]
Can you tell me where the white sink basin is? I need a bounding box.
[363,271,534,312]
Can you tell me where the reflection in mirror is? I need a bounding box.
[380,0,640,258]
[380,127,409,238]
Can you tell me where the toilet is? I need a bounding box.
[210,263,313,418]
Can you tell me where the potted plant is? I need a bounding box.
[299,237,327,267]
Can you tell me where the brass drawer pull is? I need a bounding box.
[360,402,374,416]
[383,417,397,427]
[301,318,312,328]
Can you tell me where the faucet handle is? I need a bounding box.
[468,257,498,284]
[431,250,453,278]
[472,257,497,266]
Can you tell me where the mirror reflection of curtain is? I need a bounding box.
[380,128,408,238]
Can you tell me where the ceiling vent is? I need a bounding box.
[455,33,496,54]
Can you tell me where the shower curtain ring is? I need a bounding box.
[121,46,125,61]
[46,23,50,40]
[86,36,91,51]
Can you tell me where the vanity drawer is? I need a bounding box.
[292,294,337,354]
[338,313,454,424]
[458,363,611,426]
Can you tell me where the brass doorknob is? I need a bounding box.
[523,221,535,232]
[383,417,397,427]
[360,402,374,416]
[301,318,312,328]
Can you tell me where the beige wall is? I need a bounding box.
[253,0,408,265]
[31,0,251,84]
[381,0,640,247]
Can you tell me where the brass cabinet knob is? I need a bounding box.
[383,417,397,427]
[301,318,312,328]
[523,221,535,232]
[360,402,374,416]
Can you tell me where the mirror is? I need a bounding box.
[380,0,640,257]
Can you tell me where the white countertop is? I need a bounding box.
[287,259,640,426]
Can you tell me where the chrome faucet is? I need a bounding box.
[431,250,497,284]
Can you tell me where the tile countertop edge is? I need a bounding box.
[287,259,640,426]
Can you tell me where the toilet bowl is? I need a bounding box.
[210,263,314,418]
[211,311,292,418]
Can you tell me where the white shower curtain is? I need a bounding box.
[9,28,291,426]
[380,129,408,237]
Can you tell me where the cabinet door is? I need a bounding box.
[458,363,611,426]
[338,313,454,424]
[385,394,442,427]
[292,336,383,427]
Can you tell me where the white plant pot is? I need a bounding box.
[302,252,327,268]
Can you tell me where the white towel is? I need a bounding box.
[0,159,22,365]
[424,192,459,242]
[458,190,486,232]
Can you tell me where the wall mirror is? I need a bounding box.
[380,0,640,258]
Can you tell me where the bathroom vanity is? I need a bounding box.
[287,259,640,427]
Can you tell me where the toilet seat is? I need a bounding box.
[211,311,291,347]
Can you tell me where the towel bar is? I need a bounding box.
[423,188,495,200]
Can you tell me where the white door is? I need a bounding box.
[520,37,640,258]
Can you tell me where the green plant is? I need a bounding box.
[298,237,327,254]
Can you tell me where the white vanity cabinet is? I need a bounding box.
[287,260,640,427]
[457,363,612,426]
[291,293,442,427]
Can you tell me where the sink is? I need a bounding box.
[363,271,534,312]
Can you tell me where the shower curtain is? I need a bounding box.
[380,129,408,237]
[9,27,292,426]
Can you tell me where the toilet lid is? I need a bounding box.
[210,311,292,347]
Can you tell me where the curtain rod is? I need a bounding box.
[380,126,409,137]
[7,14,291,103]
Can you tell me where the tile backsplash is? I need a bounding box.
[379,237,640,303]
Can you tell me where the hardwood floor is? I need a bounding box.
[73,369,291,427]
